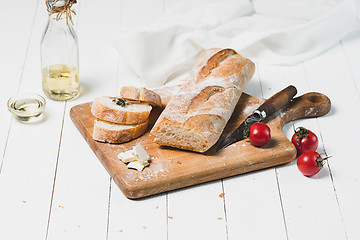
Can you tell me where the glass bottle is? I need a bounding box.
[40,0,79,101]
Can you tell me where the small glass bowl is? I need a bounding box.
[7,93,46,123]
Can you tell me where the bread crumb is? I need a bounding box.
[217,217,223,220]
[22,200,27,203]
[77,225,81,228]
[168,216,173,219]
[219,193,225,198]
[143,226,147,230]
[176,161,182,164]
[119,230,123,233]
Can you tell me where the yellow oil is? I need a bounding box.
[42,64,80,101]
[9,98,45,123]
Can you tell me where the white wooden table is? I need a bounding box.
[1,0,359,239]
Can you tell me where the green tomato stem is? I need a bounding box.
[295,127,308,147]
[317,154,331,167]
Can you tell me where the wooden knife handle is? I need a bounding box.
[280,92,331,127]
[257,85,297,119]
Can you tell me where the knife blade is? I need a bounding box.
[216,85,297,152]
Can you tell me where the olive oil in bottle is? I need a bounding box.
[41,0,79,101]
[42,64,79,100]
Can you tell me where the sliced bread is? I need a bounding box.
[120,86,162,107]
[91,96,152,125]
[93,119,149,144]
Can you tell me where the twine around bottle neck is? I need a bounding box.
[46,0,76,25]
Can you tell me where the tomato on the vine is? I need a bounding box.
[249,122,271,147]
[291,127,318,155]
[297,151,329,177]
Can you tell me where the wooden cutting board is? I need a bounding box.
[70,92,330,199]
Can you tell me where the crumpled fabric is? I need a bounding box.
[112,0,360,87]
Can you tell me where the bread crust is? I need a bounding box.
[93,119,149,144]
[91,96,152,125]
[120,86,162,107]
[151,48,255,153]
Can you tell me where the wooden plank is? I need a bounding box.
[45,0,122,239]
[167,181,228,240]
[341,32,360,98]
[339,32,360,240]
[46,106,111,240]
[108,184,167,239]
[107,1,169,239]
[303,40,360,240]
[0,1,63,239]
[257,63,347,239]
[223,70,288,240]
[0,0,39,171]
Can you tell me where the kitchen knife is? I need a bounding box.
[216,85,297,152]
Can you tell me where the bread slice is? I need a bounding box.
[91,96,152,125]
[93,119,148,144]
[120,86,162,107]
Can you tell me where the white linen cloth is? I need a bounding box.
[112,0,360,88]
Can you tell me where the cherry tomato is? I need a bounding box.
[297,151,328,177]
[249,122,271,147]
[291,127,318,155]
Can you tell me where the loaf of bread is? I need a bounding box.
[120,86,162,107]
[93,119,148,144]
[150,48,255,153]
[91,96,152,125]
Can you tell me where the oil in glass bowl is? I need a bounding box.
[7,93,46,123]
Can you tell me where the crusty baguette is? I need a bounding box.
[120,86,162,107]
[151,48,255,153]
[93,119,148,144]
[91,96,152,125]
